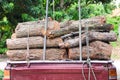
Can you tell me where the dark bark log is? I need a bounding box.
[47,24,113,38]
[6,49,67,61]
[60,16,106,28]
[90,41,112,57]
[59,32,117,48]
[15,20,60,38]
[68,41,112,60]
[7,37,63,49]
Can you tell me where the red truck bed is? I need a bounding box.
[4,60,117,80]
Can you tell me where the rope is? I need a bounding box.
[43,0,49,60]
[26,25,30,67]
[82,62,87,80]
[84,19,97,80]
[85,21,90,60]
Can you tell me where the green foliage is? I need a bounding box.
[21,13,35,21]
[107,16,120,34]
[0,70,3,80]
[81,3,106,18]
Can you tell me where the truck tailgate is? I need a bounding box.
[10,63,109,80]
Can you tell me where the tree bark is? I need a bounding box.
[6,49,67,61]
[59,32,117,48]
[60,0,64,8]
[15,20,60,38]
[7,37,63,49]
[60,16,106,28]
[68,41,112,60]
[47,24,113,38]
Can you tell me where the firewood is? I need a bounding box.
[7,37,63,49]
[68,41,112,60]
[15,20,60,38]
[11,33,16,39]
[6,49,67,61]
[60,16,106,28]
[59,32,117,48]
[47,24,113,38]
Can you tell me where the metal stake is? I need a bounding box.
[43,0,49,60]
[78,0,82,61]
[26,25,30,67]
[52,0,55,20]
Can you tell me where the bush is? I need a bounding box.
[0,70,3,80]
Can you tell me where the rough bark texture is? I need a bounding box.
[47,24,113,38]
[59,32,117,48]
[7,37,63,49]
[90,41,112,57]
[60,16,106,28]
[15,20,60,38]
[6,49,67,61]
[68,41,112,60]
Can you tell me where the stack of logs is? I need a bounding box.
[6,16,117,61]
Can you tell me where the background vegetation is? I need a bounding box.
[0,0,119,54]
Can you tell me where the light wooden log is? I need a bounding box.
[59,32,117,48]
[68,41,112,60]
[47,24,113,38]
[60,16,106,28]
[6,49,67,61]
[15,20,60,38]
[7,37,63,49]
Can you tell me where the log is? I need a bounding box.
[61,31,84,40]
[90,41,112,57]
[60,16,106,28]
[59,32,117,48]
[68,41,112,60]
[15,20,60,38]
[6,49,67,61]
[7,37,63,49]
[11,33,16,39]
[47,24,113,38]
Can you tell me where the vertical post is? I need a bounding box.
[118,24,120,40]
[85,21,90,60]
[78,0,82,61]
[26,25,30,67]
[43,0,49,60]
[53,0,55,20]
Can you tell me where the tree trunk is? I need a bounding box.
[59,32,117,48]
[60,16,106,28]
[7,49,67,61]
[68,41,112,60]
[60,0,64,8]
[15,20,60,38]
[7,37,63,49]
[47,24,113,38]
